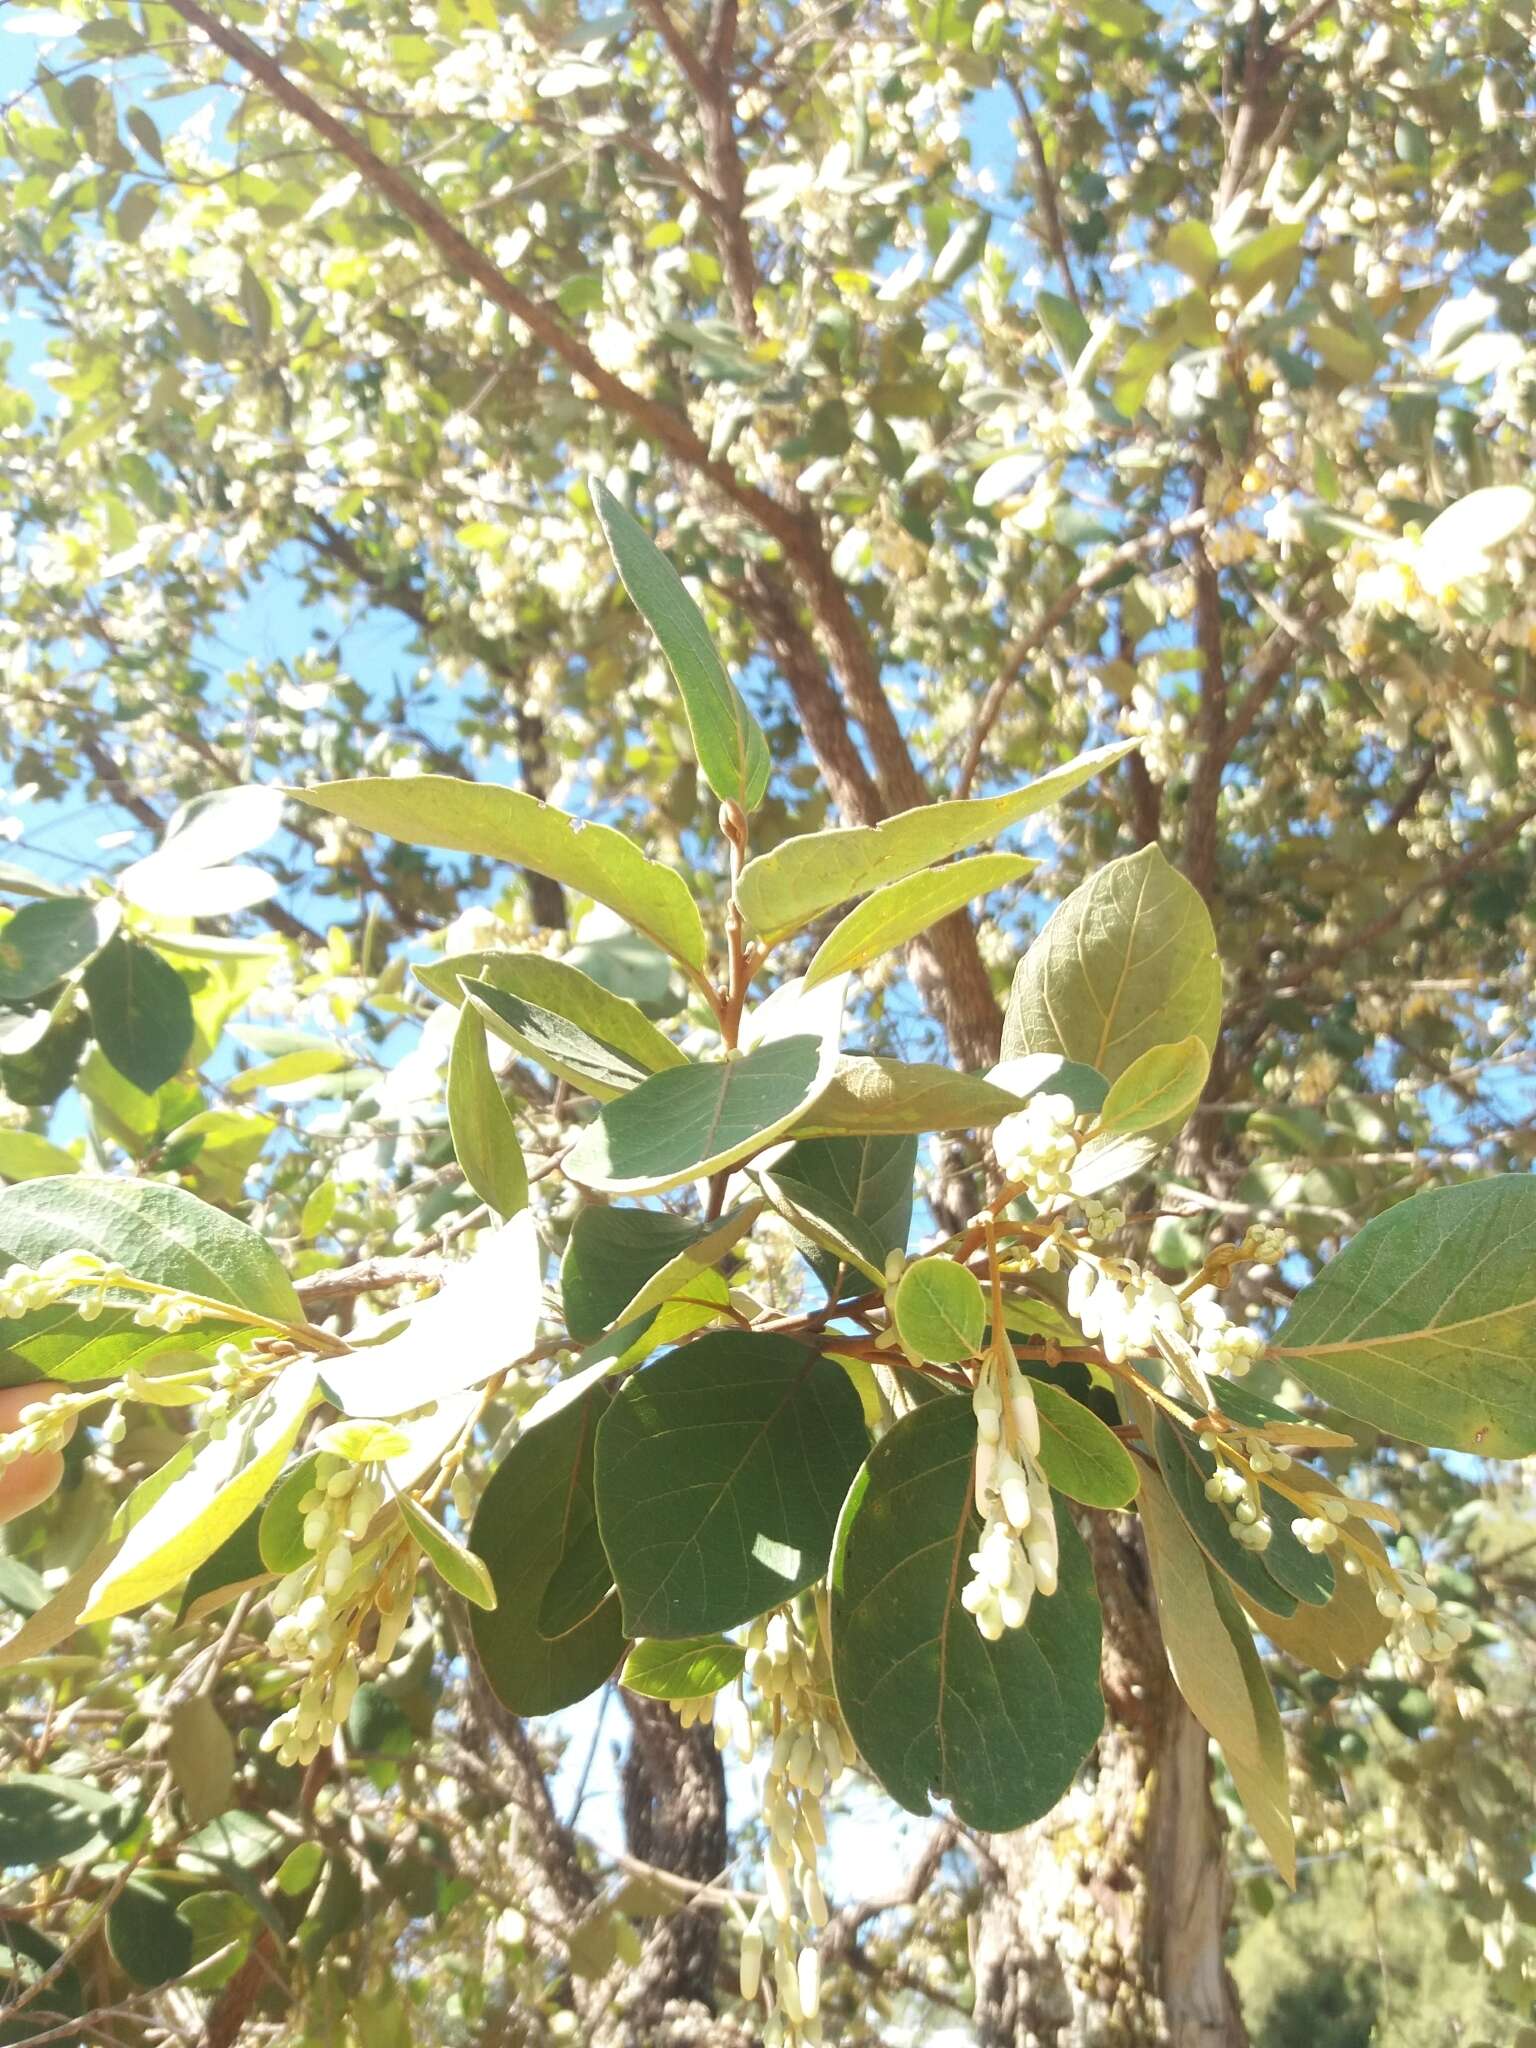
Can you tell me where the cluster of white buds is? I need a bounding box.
[992,1092,1081,1210]
[129,1291,207,1334]
[1203,1458,1274,1551]
[1067,1255,1187,1365]
[1291,1496,1351,1554]
[262,1455,408,1767]
[742,1609,846,2042]
[1240,1222,1290,1263]
[1368,1564,1474,1664]
[0,1386,87,1467]
[199,1343,261,1438]
[1185,1286,1265,1380]
[0,1251,122,1319]
[1079,1197,1126,1240]
[962,1351,1058,1639]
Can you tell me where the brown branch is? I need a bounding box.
[956,509,1209,798]
[1006,78,1082,316]
[159,0,801,558]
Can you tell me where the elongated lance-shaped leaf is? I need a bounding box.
[802,851,1034,990]
[461,978,655,1101]
[447,1003,527,1218]
[290,776,708,971]
[735,740,1135,941]
[592,481,770,813]
[80,1361,318,1622]
[1272,1174,1536,1455]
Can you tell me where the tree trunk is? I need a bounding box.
[587,1694,750,2048]
[972,1519,1248,2048]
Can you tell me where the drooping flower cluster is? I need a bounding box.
[262,1455,411,1768]
[962,1349,1058,1640]
[736,1608,847,2042]
[1063,1248,1265,1398]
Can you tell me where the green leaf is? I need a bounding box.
[592,481,770,813]
[320,1211,542,1417]
[0,897,112,1000]
[893,1257,986,1363]
[462,978,655,1101]
[292,776,707,971]
[1036,288,1092,370]
[1168,1414,1334,1606]
[0,1175,303,1386]
[561,1205,743,1343]
[1033,1381,1139,1507]
[566,998,842,1198]
[0,1774,130,1871]
[80,1361,318,1621]
[830,1397,1103,1831]
[795,1056,1028,1138]
[1162,220,1219,285]
[761,1132,916,1298]
[1138,1462,1295,1884]
[1096,1035,1210,1137]
[1272,1175,1536,1455]
[420,951,687,1092]
[165,1694,237,1827]
[0,1132,79,1183]
[735,742,1135,941]
[257,1453,320,1574]
[803,851,1033,990]
[594,1330,868,1636]
[396,1491,496,1610]
[83,938,196,1094]
[469,1385,625,1715]
[1225,222,1304,301]
[108,1880,195,1988]
[447,1003,527,1218]
[1151,1414,1296,1619]
[621,1635,747,1701]
[1001,845,1221,1082]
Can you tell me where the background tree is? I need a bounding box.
[0,0,1533,2044]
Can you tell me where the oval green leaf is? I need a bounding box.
[448,1002,527,1218]
[803,852,1034,990]
[736,741,1135,941]
[1001,845,1221,1082]
[594,1330,868,1637]
[893,1257,986,1364]
[829,1397,1103,1832]
[83,938,197,1095]
[1032,1380,1139,1507]
[469,1385,625,1715]
[621,1634,747,1702]
[1273,1175,1536,1456]
[0,897,111,1001]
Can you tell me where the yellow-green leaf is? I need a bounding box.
[291,777,707,971]
[81,1362,318,1622]
[803,852,1033,990]
[1002,845,1221,1082]
[1096,1035,1211,1138]
[735,742,1135,941]
[593,481,769,813]
[447,1003,527,1218]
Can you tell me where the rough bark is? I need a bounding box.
[972,1519,1247,2048]
[592,1694,741,2048]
